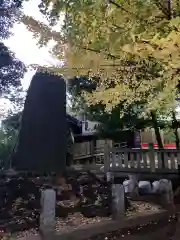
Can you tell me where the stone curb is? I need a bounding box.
[52,210,175,240]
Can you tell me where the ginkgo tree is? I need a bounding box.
[22,0,180,147]
[23,0,179,112]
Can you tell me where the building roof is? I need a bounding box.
[66,114,82,134]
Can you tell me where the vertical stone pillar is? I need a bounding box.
[40,187,56,238]
[159,179,174,209]
[106,172,113,183]
[128,174,139,197]
[112,184,125,219]
[13,71,66,172]
[171,213,180,240]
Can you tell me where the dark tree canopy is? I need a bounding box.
[0,0,26,98]
[2,111,21,131]
[0,0,24,40]
[0,43,26,96]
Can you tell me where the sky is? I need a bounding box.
[0,0,61,115]
[5,0,60,90]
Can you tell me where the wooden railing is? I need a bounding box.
[72,141,180,174]
[73,140,112,161]
[105,148,180,173]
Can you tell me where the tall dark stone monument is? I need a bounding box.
[13,71,66,172]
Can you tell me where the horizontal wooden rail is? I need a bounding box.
[105,147,180,173]
[73,143,180,175]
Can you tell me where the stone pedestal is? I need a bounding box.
[106,172,113,182]
[128,174,139,197]
[112,184,125,219]
[171,213,180,240]
[159,179,174,209]
[138,181,152,195]
[40,188,56,236]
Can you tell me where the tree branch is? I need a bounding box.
[153,0,171,20]
[108,0,129,14]
[81,46,120,59]
[21,15,65,43]
[108,0,143,20]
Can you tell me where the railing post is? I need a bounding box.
[178,164,180,178]
[90,139,96,165]
[104,141,110,175]
[177,153,180,169]
[148,143,155,172]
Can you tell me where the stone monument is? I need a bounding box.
[13,71,66,172]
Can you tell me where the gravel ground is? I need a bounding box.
[126,201,162,217]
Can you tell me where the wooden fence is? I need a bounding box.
[73,140,112,161]
[105,147,180,173]
[73,143,180,174]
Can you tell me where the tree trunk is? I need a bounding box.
[172,111,180,149]
[150,111,165,168]
[167,0,171,20]
[150,111,164,148]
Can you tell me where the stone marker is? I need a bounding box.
[106,172,113,182]
[40,186,56,237]
[152,181,160,193]
[13,71,66,172]
[123,180,130,193]
[112,184,125,219]
[158,179,174,209]
[171,213,180,240]
[138,181,152,195]
[128,175,139,197]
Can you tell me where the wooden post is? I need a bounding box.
[148,143,155,172]
[90,139,96,165]
[160,129,164,144]
[112,184,125,219]
[40,187,56,238]
[104,141,110,176]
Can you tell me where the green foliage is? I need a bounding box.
[0,112,21,169]
[0,129,16,169]
[163,128,176,143]
[0,1,26,98]
[0,0,25,40]
[0,43,26,96]
[2,112,21,132]
[67,76,152,132]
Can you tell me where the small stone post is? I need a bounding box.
[40,185,56,238]
[159,179,175,210]
[128,174,139,198]
[170,213,180,240]
[112,183,125,220]
[106,172,113,183]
